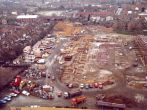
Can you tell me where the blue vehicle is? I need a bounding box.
[3,96,11,101]
[0,99,7,105]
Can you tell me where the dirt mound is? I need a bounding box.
[104,95,137,107]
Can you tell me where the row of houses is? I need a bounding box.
[0,16,54,61]
[73,1,147,30]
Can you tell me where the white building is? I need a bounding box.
[106,16,114,21]
[16,15,38,19]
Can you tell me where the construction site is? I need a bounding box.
[53,21,140,88]
[0,0,147,109]
[0,19,147,110]
[56,21,147,109]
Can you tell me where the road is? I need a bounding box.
[45,37,71,92]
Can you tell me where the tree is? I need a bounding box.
[112,21,119,30]
[136,22,143,31]
[127,20,136,31]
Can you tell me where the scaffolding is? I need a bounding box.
[133,36,147,66]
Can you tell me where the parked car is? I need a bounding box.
[48,94,54,99]
[49,86,54,92]
[80,84,84,89]
[93,83,99,88]
[51,76,55,81]
[22,90,30,96]
[85,84,89,89]
[57,92,62,97]
[98,83,103,89]
[89,84,93,88]
[41,72,50,78]
[11,90,20,94]
[9,93,17,97]
[42,92,48,99]
[3,96,11,101]
[27,81,38,91]
[19,80,27,90]
[0,100,7,105]
[5,95,11,98]
[133,62,138,67]
[37,59,45,64]
[68,84,73,88]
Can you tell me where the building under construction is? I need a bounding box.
[133,36,147,66]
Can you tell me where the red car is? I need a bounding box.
[11,90,20,94]
[98,83,103,89]
[57,92,62,97]
[93,83,99,88]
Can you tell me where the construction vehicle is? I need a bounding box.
[71,96,87,107]
[10,75,22,88]
[64,90,82,99]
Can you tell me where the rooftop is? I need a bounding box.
[16,15,38,19]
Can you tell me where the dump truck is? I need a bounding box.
[64,90,82,99]
[71,96,87,107]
